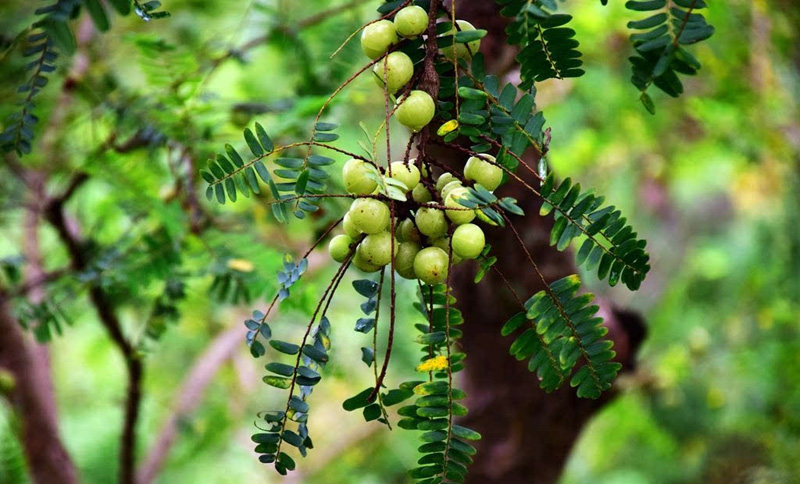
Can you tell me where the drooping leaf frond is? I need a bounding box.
[539,172,650,291]
[253,313,331,473]
[498,0,585,89]
[398,284,480,483]
[502,275,621,398]
[626,0,714,113]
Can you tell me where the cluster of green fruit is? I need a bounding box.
[328,153,504,285]
[361,5,481,132]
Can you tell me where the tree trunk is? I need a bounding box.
[0,297,80,484]
[442,3,647,483]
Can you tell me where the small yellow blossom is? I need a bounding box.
[227,258,254,273]
[416,355,448,373]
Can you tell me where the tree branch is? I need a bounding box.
[43,180,142,484]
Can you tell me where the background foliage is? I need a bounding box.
[0,0,798,483]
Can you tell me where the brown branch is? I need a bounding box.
[43,180,142,484]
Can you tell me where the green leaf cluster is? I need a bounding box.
[539,173,650,290]
[438,54,547,175]
[502,275,621,398]
[626,0,714,113]
[352,279,379,335]
[399,284,480,483]
[201,122,338,223]
[253,315,330,474]
[1,0,165,155]
[498,0,585,88]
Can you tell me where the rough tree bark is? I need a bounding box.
[439,3,647,483]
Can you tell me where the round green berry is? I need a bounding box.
[412,183,433,203]
[361,20,398,59]
[435,172,456,192]
[413,247,449,285]
[440,179,464,201]
[328,234,354,263]
[394,5,428,38]
[452,223,485,259]
[415,205,448,239]
[398,218,422,243]
[343,158,378,195]
[357,231,398,267]
[353,250,382,273]
[373,51,414,94]
[445,187,476,225]
[440,20,481,60]
[342,212,362,239]
[464,154,503,191]
[389,161,421,191]
[396,90,435,132]
[395,241,421,279]
[349,198,390,234]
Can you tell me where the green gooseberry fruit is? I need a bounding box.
[440,179,463,201]
[464,154,503,191]
[445,187,476,225]
[412,183,433,203]
[389,161,421,191]
[357,231,398,267]
[431,237,462,264]
[361,19,398,59]
[328,234,354,263]
[452,223,485,260]
[342,212,362,239]
[396,90,435,132]
[394,5,428,38]
[399,218,422,243]
[353,250,382,273]
[413,247,449,285]
[415,204,448,239]
[395,241,421,279]
[440,20,481,60]
[373,51,414,94]
[349,198,390,234]
[343,158,378,195]
[435,172,456,192]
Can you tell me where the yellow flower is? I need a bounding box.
[416,355,448,373]
[227,258,254,273]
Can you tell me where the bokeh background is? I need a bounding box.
[1,0,798,483]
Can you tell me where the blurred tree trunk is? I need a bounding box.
[442,3,646,483]
[0,297,80,484]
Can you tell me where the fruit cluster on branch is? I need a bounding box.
[198,1,658,482]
